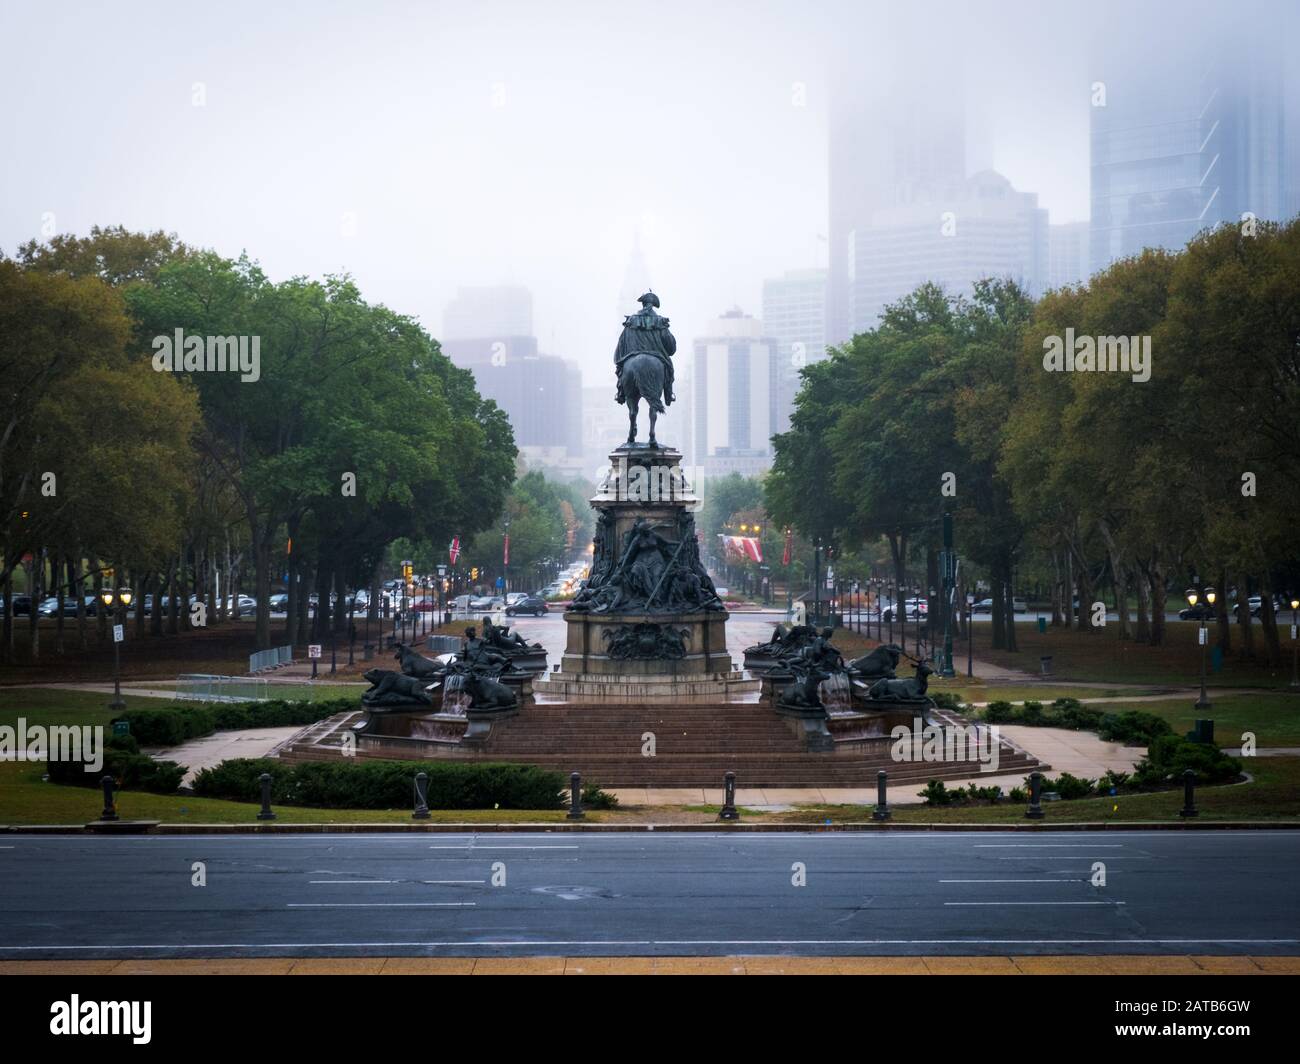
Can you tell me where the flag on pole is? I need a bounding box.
[448,536,461,565]
[503,533,510,567]
[722,536,763,563]
[782,528,793,567]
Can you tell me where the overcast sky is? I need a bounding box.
[1,0,1280,385]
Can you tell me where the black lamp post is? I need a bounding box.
[98,586,134,711]
[1289,596,1299,690]
[1185,585,1215,709]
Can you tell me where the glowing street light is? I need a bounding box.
[1185,585,1215,709]
[99,586,134,712]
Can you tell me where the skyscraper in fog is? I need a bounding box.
[1089,16,1295,272]
[690,309,778,481]
[762,268,827,437]
[441,286,583,472]
[1047,222,1091,290]
[827,47,966,346]
[848,171,1048,329]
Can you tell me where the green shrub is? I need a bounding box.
[47,749,185,794]
[581,783,619,810]
[1051,699,1105,731]
[113,698,354,748]
[1133,735,1241,787]
[191,758,566,810]
[1042,772,1096,800]
[982,701,1016,723]
[106,733,140,755]
[921,779,953,806]
[1098,710,1172,745]
[1008,786,1027,802]
[1020,700,1045,725]
[929,691,964,711]
[1100,769,1130,791]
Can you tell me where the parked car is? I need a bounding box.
[506,595,548,617]
[505,591,528,607]
[1233,594,1288,619]
[38,595,99,617]
[1178,602,1217,621]
[0,594,33,616]
[268,593,289,613]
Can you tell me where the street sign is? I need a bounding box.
[113,721,130,736]
[112,624,124,643]
[437,565,447,577]
[308,644,322,659]
[1198,628,1207,645]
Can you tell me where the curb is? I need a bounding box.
[3,820,1299,834]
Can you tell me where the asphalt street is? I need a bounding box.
[0,831,1296,959]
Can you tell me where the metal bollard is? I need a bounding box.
[1178,768,1199,818]
[718,771,739,821]
[100,775,119,821]
[257,772,277,821]
[1025,771,1045,820]
[413,771,430,820]
[566,772,585,820]
[872,769,891,821]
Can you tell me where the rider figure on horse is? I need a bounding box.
[614,291,676,407]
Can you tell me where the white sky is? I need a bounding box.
[1,0,1267,385]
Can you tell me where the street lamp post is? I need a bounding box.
[1185,586,1215,709]
[98,586,133,711]
[1290,596,1300,689]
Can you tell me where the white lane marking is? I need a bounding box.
[422,880,486,884]
[976,844,1124,848]
[997,856,1151,860]
[308,880,393,884]
[945,901,1125,906]
[940,879,1086,883]
[430,845,578,850]
[287,903,476,908]
[2,937,1293,951]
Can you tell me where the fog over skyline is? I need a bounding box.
[2,0,1292,386]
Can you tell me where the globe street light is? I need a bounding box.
[98,586,134,711]
[1185,586,1215,709]
[1289,595,1299,689]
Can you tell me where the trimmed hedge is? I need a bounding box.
[47,748,185,794]
[1133,735,1241,787]
[113,698,356,747]
[191,758,567,810]
[977,698,1165,744]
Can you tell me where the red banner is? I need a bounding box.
[448,537,461,565]
[782,528,793,567]
[722,536,763,564]
[503,533,510,567]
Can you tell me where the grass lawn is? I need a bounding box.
[765,756,1300,824]
[927,683,1165,703]
[0,761,583,825]
[1080,693,1300,750]
[963,621,1295,687]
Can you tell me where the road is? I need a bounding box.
[1,831,1296,959]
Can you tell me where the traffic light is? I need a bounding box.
[471,567,479,580]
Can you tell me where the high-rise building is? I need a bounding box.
[1047,221,1091,290]
[847,171,1048,331]
[441,286,583,471]
[761,268,827,437]
[827,56,966,347]
[442,285,533,341]
[690,309,778,482]
[1089,17,1294,272]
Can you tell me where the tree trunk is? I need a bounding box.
[254,535,272,649]
[1214,569,1231,651]
[54,552,67,654]
[1259,586,1282,667]
[1237,573,1256,661]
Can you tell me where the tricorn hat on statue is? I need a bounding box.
[637,290,660,308]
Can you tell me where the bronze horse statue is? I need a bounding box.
[615,292,676,448]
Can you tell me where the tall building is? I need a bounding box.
[441,286,583,472]
[1089,17,1295,272]
[827,55,966,347]
[1047,221,1091,290]
[848,171,1048,330]
[690,309,778,482]
[442,285,533,341]
[761,268,827,437]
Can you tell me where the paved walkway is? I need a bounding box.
[152,728,306,786]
